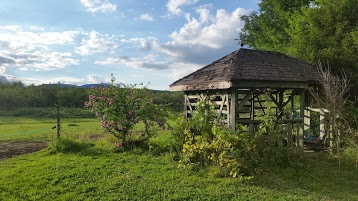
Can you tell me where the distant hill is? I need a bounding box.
[39,83,111,88]
[79,84,110,88]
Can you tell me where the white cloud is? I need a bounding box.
[29,26,46,31]
[170,7,248,49]
[153,7,249,81]
[20,76,85,85]
[75,31,119,55]
[169,62,201,80]
[0,26,80,48]
[87,74,105,83]
[166,0,199,15]
[95,56,168,70]
[80,0,117,13]
[139,14,154,22]
[0,26,81,71]
[0,66,5,74]
[153,7,249,65]
[30,51,80,70]
[120,37,158,51]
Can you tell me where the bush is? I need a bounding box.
[343,146,358,169]
[256,108,292,167]
[149,130,176,155]
[174,98,259,177]
[85,75,167,149]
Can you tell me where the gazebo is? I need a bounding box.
[170,48,318,149]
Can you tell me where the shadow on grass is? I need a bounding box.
[251,157,358,200]
[47,138,105,156]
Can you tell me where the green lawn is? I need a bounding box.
[0,117,102,142]
[0,117,357,200]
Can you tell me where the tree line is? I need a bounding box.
[0,81,183,112]
[240,0,358,99]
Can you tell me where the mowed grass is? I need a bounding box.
[0,117,357,200]
[0,117,102,142]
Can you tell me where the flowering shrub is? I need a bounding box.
[85,75,167,147]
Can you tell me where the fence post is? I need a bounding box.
[56,104,61,138]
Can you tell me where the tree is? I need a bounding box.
[240,0,311,52]
[288,0,358,94]
[241,0,358,98]
[309,62,351,170]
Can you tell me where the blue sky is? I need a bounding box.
[0,0,259,90]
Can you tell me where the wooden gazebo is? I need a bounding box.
[170,48,318,149]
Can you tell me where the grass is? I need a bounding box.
[0,107,95,118]
[0,117,102,142]
[1,147,357,200]
[0,116,358,200]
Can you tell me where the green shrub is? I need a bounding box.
[256,109,292,167]
[149,130,176,155]
[343,145,358,169]
[174,98,259,177]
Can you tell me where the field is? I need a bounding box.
[1,117,358,200]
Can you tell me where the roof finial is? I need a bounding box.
[234,39,244,48]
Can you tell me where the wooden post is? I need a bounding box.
[56,104,61,138]
[249,123,254,135]
[298,90,305,152]
[229,88,238,131]
[184,94,188,120]
[278,90,284,119]
[319,110,325,139]
[291,94,295,119]
[304,108,310,137]
[287,123,293,147]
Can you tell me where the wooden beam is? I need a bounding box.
[304,108,310,137]
[185,95,193,113]
[237,119,302,124]
[237,89,256,111]
[298,89,305,152]
[216,95,227,122]
[278,90,284,119]
[282,95,293,108]
[229,88,238,131]
[232,81,308,89]
[287,123,293,147]
[184,95,188,119]
[255,95,266,115]
[267,93,280,108]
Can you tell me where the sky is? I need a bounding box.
[0,0,259,90]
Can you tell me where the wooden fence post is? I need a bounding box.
[56,104,61,138]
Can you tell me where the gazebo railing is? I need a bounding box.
[237,119,304,148]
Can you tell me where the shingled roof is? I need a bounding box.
[170,48,318,91]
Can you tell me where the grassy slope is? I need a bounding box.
[0,117,357,200]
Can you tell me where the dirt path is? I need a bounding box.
[0,142,47,160]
